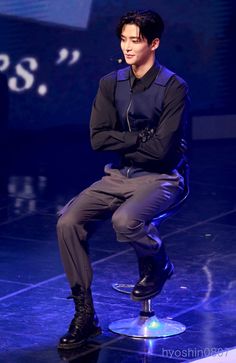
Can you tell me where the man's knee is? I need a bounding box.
[112,209,141,234]
[57,213,77,232]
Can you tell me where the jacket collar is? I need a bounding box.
[117,60,161,90]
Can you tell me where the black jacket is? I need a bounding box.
[90,62,190,173]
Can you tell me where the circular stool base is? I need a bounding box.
[109,315,186,338]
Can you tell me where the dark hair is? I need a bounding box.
[116,10,164,44]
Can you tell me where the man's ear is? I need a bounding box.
[151,38,160,51]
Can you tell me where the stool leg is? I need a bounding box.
[142,299,152,313]
[140,299,155,317]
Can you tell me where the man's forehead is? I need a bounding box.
[121,23,141,38]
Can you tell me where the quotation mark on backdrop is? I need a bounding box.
[56,48,81,66]
[37,48,81,95]
[0,48,81,96]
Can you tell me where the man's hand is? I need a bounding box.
[138,127,155,143]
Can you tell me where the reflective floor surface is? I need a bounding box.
[0,134,236,363]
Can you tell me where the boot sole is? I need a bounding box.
[57,327,102,350]
[131,267,174,302]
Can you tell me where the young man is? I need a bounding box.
[57,10,190,350]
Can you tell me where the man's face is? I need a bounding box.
[120,23,159,67]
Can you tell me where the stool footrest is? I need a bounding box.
[112,283,134,294]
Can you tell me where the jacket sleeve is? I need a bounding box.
[124,76,190,166]
[90,74,139,151]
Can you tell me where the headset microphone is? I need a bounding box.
[110,56,124,64]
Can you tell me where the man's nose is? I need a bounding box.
[125,41,132,52]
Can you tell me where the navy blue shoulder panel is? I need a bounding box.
[154,66,175,86]
[116,67,130,81]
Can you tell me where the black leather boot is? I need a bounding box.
[58,287,102,350]
[131,243,174,301]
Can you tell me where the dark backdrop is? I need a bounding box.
[0,0,235,130]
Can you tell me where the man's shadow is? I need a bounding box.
[57,341,101,362]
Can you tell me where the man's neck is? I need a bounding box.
[131,58,155,79]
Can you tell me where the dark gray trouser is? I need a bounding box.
[57,164,184,290]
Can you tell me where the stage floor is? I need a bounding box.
[0,136,236,362]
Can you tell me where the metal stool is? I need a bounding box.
[109,165,189,338]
